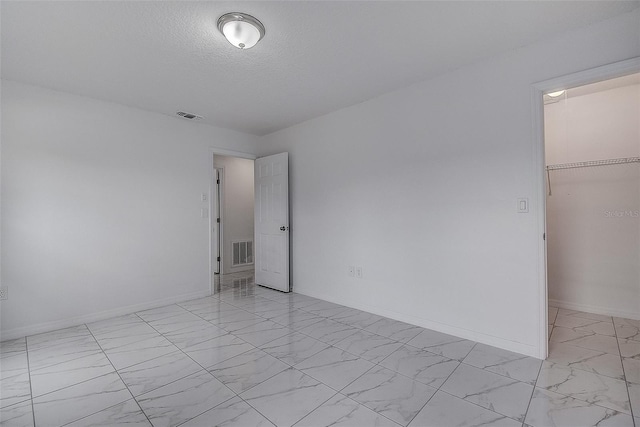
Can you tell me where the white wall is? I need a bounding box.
[257,9,640,357]
[213,155,255,274]
[0,81,258,340]
[545,83,640,319]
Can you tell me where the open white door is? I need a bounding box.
[255,153,290,292]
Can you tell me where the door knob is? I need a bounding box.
[280,226,287,231]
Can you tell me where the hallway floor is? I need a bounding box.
[1,272,638,426]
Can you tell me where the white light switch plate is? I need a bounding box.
[517,198,529,213]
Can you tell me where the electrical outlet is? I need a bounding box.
[356,267,363,279]
[0,287,7,301]
[348,266,355,277]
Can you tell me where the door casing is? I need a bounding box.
[531,57,640,359]
[209,148,257,294]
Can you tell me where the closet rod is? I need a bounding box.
[546,157,640,171]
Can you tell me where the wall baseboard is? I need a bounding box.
[549,298,640,321]
[0,289,211,342]
[295,288,541,359]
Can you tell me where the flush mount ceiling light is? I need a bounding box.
[217,12,265,49]
[547,90,566,97]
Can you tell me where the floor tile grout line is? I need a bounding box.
[424,347,537,424]
[128,312,252,426]
[540,340,627,381]
[160,289,632,424]
[241,380,337,427]
[22,296,458,422]
[172,395,241,427]
[25,334,105,374]
[83,324,153,427]
[166,282,522,425]
[132,312,254,381]
[24,337,36,427]
[290,389,403,427]
[541,334,637,420]
[212,287,359,426]
[371,343,459,388]
[401,344,475,427]
[549,332,623,358]
[613,316,636,425]
[256,338,329,369]
[363,334,539,424]
[207,351,294,396]
[326,359,427,426]
[215,285,546,406]
[28,347,117,376]
[59,397,145,427]
[275,351,400,426]
[435,387,527,424]
[521,353,545,425]
[23,331,117,400]
[528,384,637,421]
[13,281,632,427]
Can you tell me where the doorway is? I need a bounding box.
[210,151,256,293]
[545,73,639,326]
[533,57,640,359]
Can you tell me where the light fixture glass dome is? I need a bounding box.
[217,13,265,49]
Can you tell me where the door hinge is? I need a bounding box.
[217,256,220,262]
[216,179,220,184]
[543,233,546,240]
[216,218,220,223]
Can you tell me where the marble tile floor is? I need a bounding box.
[1,273,637,426]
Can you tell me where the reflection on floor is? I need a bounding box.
[1,272,637,426]
[213,270,256,294]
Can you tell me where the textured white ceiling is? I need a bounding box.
[2,1,638,135]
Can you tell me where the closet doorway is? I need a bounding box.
[543,72,640,352]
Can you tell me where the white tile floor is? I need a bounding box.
[0,271,637,426]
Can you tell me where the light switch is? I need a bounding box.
[201,208,209,219]
[517,198,529,213]
[201,193,207,202]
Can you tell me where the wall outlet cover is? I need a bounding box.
[356,267,363,279]
[0,287,7,301]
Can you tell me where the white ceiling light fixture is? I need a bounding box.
[547,90,566,97]
[217,12,265,50]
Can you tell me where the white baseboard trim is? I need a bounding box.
[0,289,211,342]
[295,288,541,359]
[549,298,640,321]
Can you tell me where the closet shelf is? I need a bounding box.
[545,157,639,196]
[546,157,640,171]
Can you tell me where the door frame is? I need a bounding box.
[209,148,257,295]
[531,56,640,359]
[213,167,222,275]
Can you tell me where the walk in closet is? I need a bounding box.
[545,73,640,320]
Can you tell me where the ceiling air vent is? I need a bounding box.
[176,111,203,120]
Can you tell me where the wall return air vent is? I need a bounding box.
[232,240,253,267]
[176,111,203,120]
